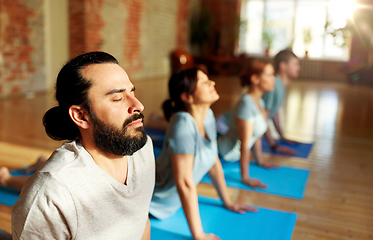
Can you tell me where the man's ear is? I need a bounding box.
[180,92,194,105]
[69,105,90,129]
[279,61,287,72]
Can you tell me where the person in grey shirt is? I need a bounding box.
[262,49,301,154]
[12,51,155,240]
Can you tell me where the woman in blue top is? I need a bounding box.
[149,68,256,240]
[218,60,278,189]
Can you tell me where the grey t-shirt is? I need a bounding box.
[149,109,218,219]
[12,136,155,240]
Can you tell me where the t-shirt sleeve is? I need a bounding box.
[236,96,256,123]
[12,173,77,240]
[168,113,196,154]
[262,90,275,110]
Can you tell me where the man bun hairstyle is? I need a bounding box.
[43,51,118,141]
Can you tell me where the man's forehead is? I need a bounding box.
[82,63,133,91]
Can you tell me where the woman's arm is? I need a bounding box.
[208,156,257,212]
[236,118,267,189]
[171,154,219,240]
[252,138,279,169]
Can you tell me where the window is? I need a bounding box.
[239,0,354,60]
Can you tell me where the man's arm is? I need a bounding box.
[141,217,150,240]
[264,111,297,155]
[273,112,299,147]
[12,174,75,239]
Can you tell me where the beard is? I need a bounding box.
[89,110,148,156]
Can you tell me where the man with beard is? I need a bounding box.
[12,52,155,240]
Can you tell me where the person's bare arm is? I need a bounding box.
[141,217,150,240]
[172,154,220,240]
[263,111,296,155]
[208,156,257,212]
[236,118,267,188]
[252,139,279,169]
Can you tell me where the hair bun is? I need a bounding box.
[43,106,80,141]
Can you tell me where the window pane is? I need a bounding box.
[293,1,327,58]
[264,0,295,55]
[239,0,350,60]
[240,0,264,54]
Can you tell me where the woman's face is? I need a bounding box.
[258,64,275,92]
[191,70,220,105]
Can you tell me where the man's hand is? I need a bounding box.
[242,177,267,189]
[274,145,297,155]
[280,137,300,145]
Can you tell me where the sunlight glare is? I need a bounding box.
[329,0,357,29]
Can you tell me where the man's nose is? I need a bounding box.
[128,95,144,114]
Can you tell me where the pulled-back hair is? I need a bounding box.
[43,51,119,141]
[274,49,297,73]
[240,59,272,87]
[162,67,200,121]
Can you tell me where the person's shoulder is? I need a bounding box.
[240,93,254,107]
[171,111,193,122]
[40,141,82,173]
[169,111,195,131]
[15,171,71,211]
[206,108,216,121]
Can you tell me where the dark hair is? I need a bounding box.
[274,49,297,73]
[240,59,272,87]
[43,51,119,141]
[162,67,200,121]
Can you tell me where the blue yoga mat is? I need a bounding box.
[201,160,309,199]
[152,144,309,199]
[146,127,313,159]
[261,138,313,159]
[0,170,33,207]
[145,128,166,139]
[150,195,297,240]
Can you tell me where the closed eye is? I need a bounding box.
[113,98,123,102]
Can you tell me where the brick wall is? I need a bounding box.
[0,0,198,98]
[0,0,45,98]
[69,0,196,80]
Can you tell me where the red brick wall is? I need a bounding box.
[0,0,43,98]
[68,0,195,79]
[176,0,190,50]
[69,0,105,58]
[123,0,143,74]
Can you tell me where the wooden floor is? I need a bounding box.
[0,76,372,239]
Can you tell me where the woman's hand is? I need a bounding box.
[194,233,221,240]
[242,177,267,189]
[257,161,279,169]
[225,202,258,213]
